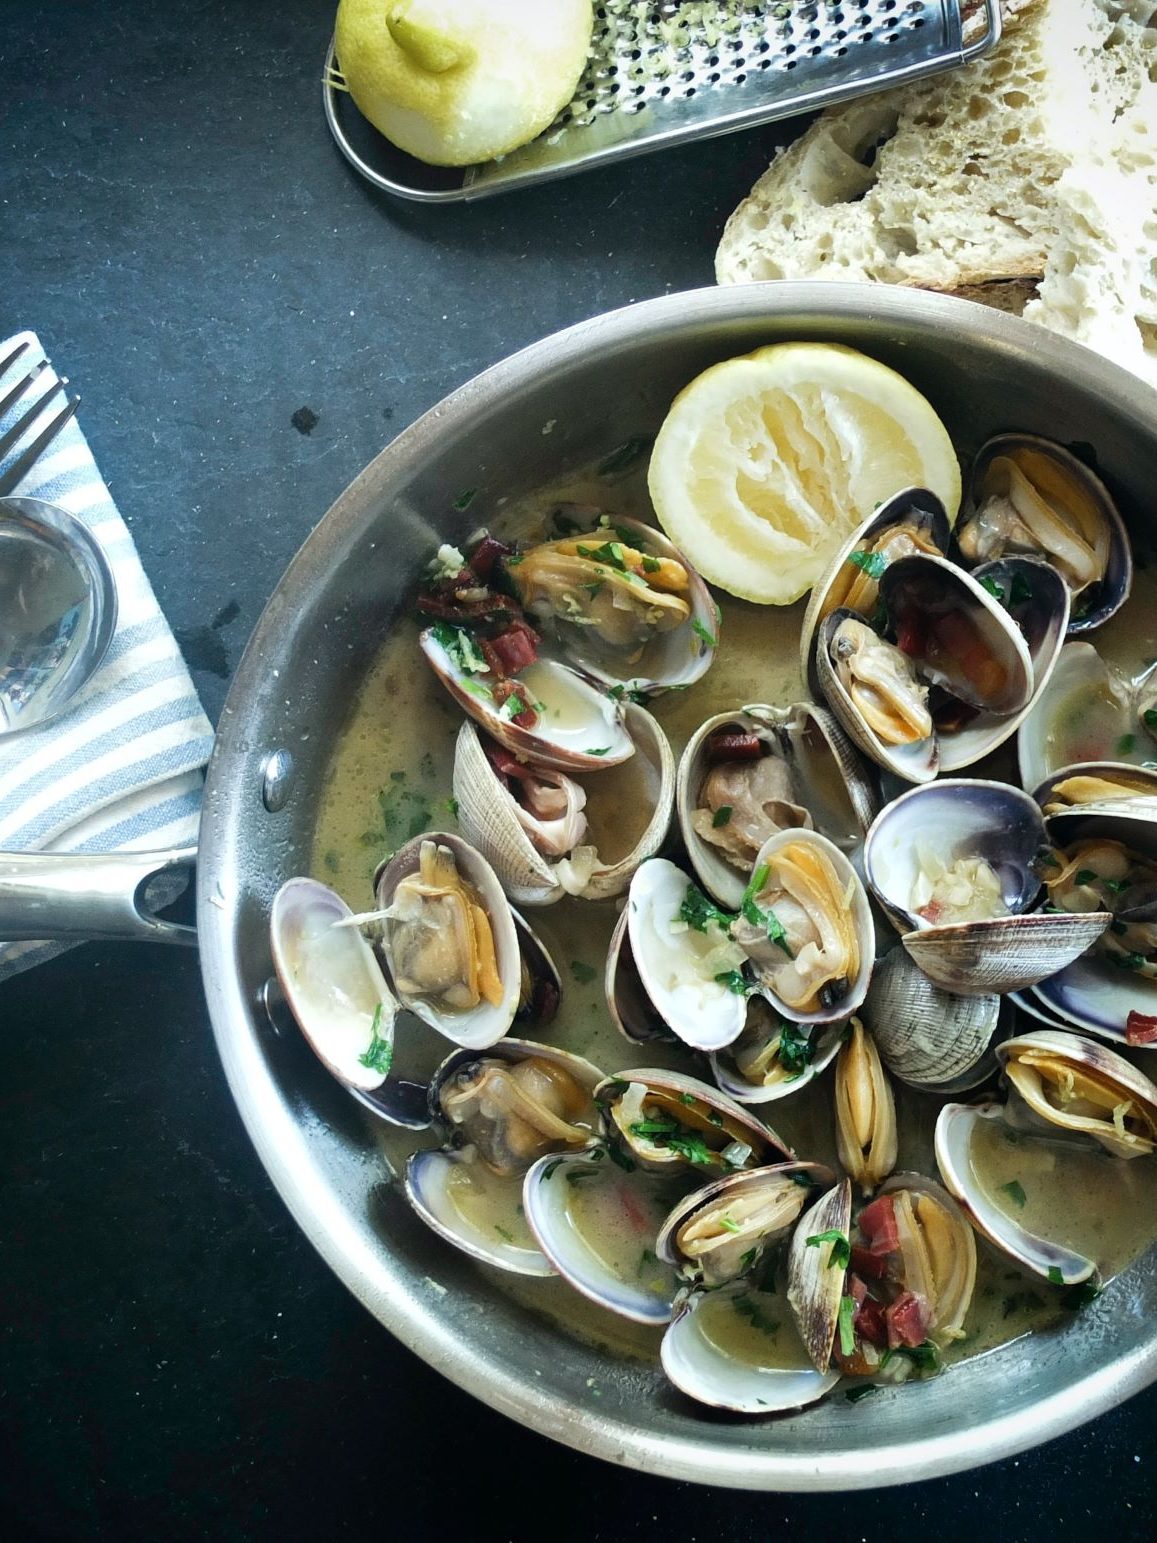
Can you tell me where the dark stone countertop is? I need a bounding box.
[2,3,1154,1538]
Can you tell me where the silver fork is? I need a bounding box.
[0,339,82,499]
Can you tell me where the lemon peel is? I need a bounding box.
[648,344,962,606]
[335,0,594,168]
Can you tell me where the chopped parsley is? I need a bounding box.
[733,1295,779,1335]
[707,1110,724,1128]
[979,575,1004,601]
[1103,876,1130,894]
[642,555,662,574]
[691,618,717,649]
[777,1021,815,1078]
[584,746,611,757]
[1047,1266,1065,1286]
[357,1004,393,1076]
[1075,869,1099,887]
[665,1133,715,1166]
[605,683,651,705]
[739,1247,759,1273]
[494,1224,514,1243]
[679,1092,696,1106]
[881,1341,940,1373]
[806,1229,851,1269]
[679,881,734,934]
[1107,950,1147,972]
[712,805,733,828]
[1010,571,1033,606]
[565,1166,601,1187]
[576,540,629,572]
[1145,709,1157,730]
[714,969,749,995]
[1111,919,1129,936]
[431,621,487,675]
[504,552,525,567]
[452,487,477,511]
[570,960,598,985]
[845,1383,880,1404]
[848,548,887,580]
[541,1158,566,1181]
[607,1143,637,1173]
[740,864,770,926]
[1118,733,1137,756]
[1062,1280,1103,1311]
[637,1247,659,1277]
[1000,1179,1027,1209]
[719,1215,742,1234]
[446,796,459,821]
[838,1294,857,1357]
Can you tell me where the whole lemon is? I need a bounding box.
[335,0,594,167]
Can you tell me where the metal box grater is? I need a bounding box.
[323,0,1000,203]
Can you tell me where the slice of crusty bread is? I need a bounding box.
[715,0,1157,386]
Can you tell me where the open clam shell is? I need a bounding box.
[625,857,748,1053]
[815,606,938,785]
[406,1148,556,1277]
[605,906,672,1044]
[522,1148,683,1323]
[934,1102,1097,1285]
[863,947,1002,1093]
[1032,762,1157,823]
[937,556,1069,772]
[595,1067,793,1174]
[656,1160,836,1286]
[375,832,522,1049]
[269,877,420,1124]
[786,1179,852,1374]
[660,1283,841,1415]
[878,550,1034,717]
[677,702,878,910]
[834,1017,898,1192]
[735,829,875,1026]
[800,487,952,699]
[511,910,562,1028]
[709,999,844,1105]
[960,434,1132,635]
[864,779,1110,996]
[453,704,674,906]
[1016,642,1153,794]
[876,1172,977,1347]
[524,507,719,697]
[995,1029,1157,1158]
[421,626,634,772]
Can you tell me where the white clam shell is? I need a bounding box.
[1029,955,1157,1048]
[535,508,720,696]
[1017,642,1148,794]
[934,1102,1096,1285]
[421,627,634,772]
[269,876,400,1096]
[800,487,952,699]
[1031,761,1157,826]
[995,1028,1157,1158]
[605,906,673,1044]
[862,947,1002,1092]
[655,1160,835,1273]
[453,704,674,906]
[626,857,748,1052]
[676,702,878,910]
[660,1284,841,1415]
[962,433,1132,636]
[522,1149,681,1323]
[405,1148,555,1277]
[864,779,1110,996]
[786,1179,852,1374]
[375,832,521,1049]
[741,829,875,1026]
[709,1016,844,1105]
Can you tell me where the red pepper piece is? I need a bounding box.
[857,1193,899,1256]
[1126,1010,1157,1045]
[885,1290,930,1349]
[705,730,763,765]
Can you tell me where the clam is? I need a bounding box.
[660,1282,841,1415]
[1016,642,1154,795]
[800,488,952,698]
[656,1161,834,1287]
[374,833,522,1049]
[786,1179,852,1374]
[420,626,634,772]
[596,1067,793,1175]
[521,1147,684,1323]
[604,905,671,1044]
[710,996,844,1105]
[508,507,719,696]
[863,947,1003,1093]
[863,779,1111,995]
[959,434,1131,633]
[997,1029,1157,1158]
[452,705,674,905]
[269,876,428,1128]
[677,702,878,909]
[815,608,938,785]
[871,1175,976,1349]
[934,1101,1097,1285]
[511,910,562,1028]
[405,1038,605,1277]
[620,858,749,1053]
[1033,762,1157,821]
[1040,831,1157,979]
[732,829,875,1025]
[834,1018,898,1192]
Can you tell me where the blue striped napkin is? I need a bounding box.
[0,332,214,981]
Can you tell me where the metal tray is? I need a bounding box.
[323,0,1001,203]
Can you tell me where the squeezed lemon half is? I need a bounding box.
[648,344,962,605]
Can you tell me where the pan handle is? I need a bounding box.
[0,847,198,946]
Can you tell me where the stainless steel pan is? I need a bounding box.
[5,285,1157,1489]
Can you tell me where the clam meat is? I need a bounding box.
[692,731,811,869]
[439,1053,597,1176]
[829,616,932,747]
[998,1030,1157,1159]
[384,839,505,1011]
[1043,838,1157,978]
[658,1163,827,1288]
[598,1069,791,1174]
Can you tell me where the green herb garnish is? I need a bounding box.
[1048,1266,1065,1285]
[1144,709,1157,730]
[607,1144,637,1173]
[641,555,661,574]
[838,1294,857,1357]
[584,747,611,757]
[570,960,598,985]
[712,805,733,828]
[691,618,717,649]
[739,1247,759,1273]
[576,540,628,573]
[565,1167,601,1187]
[979,575,1005,601]
[542,1158,566,1181]
[664,1133,715,1166]
[733,1295,779,1335]
[1010,571,1033,606]
[714,969,749,995]
[1000,1179,1027,1209]
[1062,1280,1103,1310]
[637,1247,659,1277]
[679,881,734,934]
[806,1230,852,1269]
[777,1021,815,1077]
[494,1224,514,1243]
[719,1216,742,1234]
[1075,869,1099,887]
[881,1341,940,1373]
[848,549,887,580]
[1118,733,1137,756]
[679,1092,697,1106]
[357,1004,393,1076]
[453,487,477,511]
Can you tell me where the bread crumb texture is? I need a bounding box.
[716,0,1157,386]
